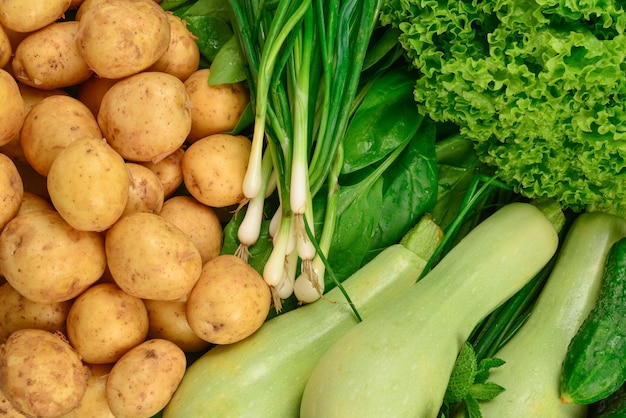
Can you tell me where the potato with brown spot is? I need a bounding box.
[47,137,129,232]
[0,0,72,33]
[144,298,211,352]
[140,147,184,198]
[106,338,187,418]
[182,133,251,208]
[75,0,170,79]
[186,254,271,344]
[122,162,165,216]
[61,362,116,418]
[0,282,72,342]
[0,153,23,230]
[0,68,25,147]
[0,329,87,418]
[20,95,103,177]
[148,12,200,81]
[12,21,93,90]
[0,209,106,303]
[97,71,192,163]
[184,68,250,142]
[105,212,203,300]
[66,282,149,364]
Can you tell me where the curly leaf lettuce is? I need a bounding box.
[381,0,626,214]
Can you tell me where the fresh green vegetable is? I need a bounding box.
[299,202,559,418]
[379,0,626,216]
[480,212,626,418]
[162,216,442,418]
[589,384,626,418]
[560,237,626,405]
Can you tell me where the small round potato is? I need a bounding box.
[148,12,200,81]
[143,299,211,352]
[106,338,187,418]
[186,254,271,344]
[76,0,170,79]
[12,21,93,90]
[0,329,87,418]
[105,212,203,300]
[20,95,103,176]
[63,363,116,418]
[140,147,184,198]
[47,137,129,232]
[0,209,106,303]
[0,386,29,417]
[184,68,250,142]
[182,133,251,208]
[66,282,149,364]
[0,68,25,147]
[0,0,72,33]
[97,71,192,163]
[159,195,223,265]
[0,282,72,341]
[122,163,165,216]
[0,153,23,230]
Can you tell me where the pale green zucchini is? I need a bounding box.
[163,217,441,418]
[480,212,626,418]
[299,202,559,418]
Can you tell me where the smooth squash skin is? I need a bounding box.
[560,237,626,404]
[163,240,434,418]
[480,212,626,418]
[299,202,559,418]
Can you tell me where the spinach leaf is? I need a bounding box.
[341,68,423,174]
[221,208,274,275]
[363,118,438,262]
[209,35,248,84]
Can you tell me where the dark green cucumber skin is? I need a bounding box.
[560,237,626,405]
[589,384,626,418]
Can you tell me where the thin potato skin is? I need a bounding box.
[0,0,72,33]
[0,153,24,230]
[0,329,87,418]
[0,68,25,147]
[186,254,272,344]
[106,338,187,418]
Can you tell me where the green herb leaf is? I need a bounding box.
[444,342,477,405]
[468,382,506,402]
[464,395,483,418]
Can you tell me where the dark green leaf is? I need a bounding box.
[475,358,506,384]
[209,35,248,84]
[182,0,231,22]
[464,395,483,418]
[221,208,273,275]
[364,118,438,262]
[325,178,384,286]
[182,15,233,63]
[341,68,423,174]
[362,27,402,71]
[160,0,193,11]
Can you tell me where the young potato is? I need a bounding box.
[0,329,87,418]
[12,21,93,90]
[0,24,11,68]
[0,386,29,417]
[75,75,118,117]
[20,95,103,176]
[140,147,184,198]
[106,338,186,418]
[66,282,149,364]
[0,68,24,146]
[148,12,200,81]
[182,133,251,208]
[159,195,223,265]
[122,163,165,216]
[105,212,203,301]
[97,71,192,163]
[0,282,72,342]
[186,254,272,344]
[76,0,170,79]
[61,363,116,418]
[0,153,23,230]
[17,191,53,215]
[0,0,72,33]
[0,209,106,303]
[143,299,211,353]
[184,68,250,142]
[47,137,129,232]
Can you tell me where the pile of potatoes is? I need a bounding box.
[0,0,273,417]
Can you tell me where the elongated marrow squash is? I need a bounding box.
[163,216,442,418]
[480,212,626,418]
[299,202,559,418]
[560,236,626,404]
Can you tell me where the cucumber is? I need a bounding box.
[560,237,626,405]
[589,384,626,418]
